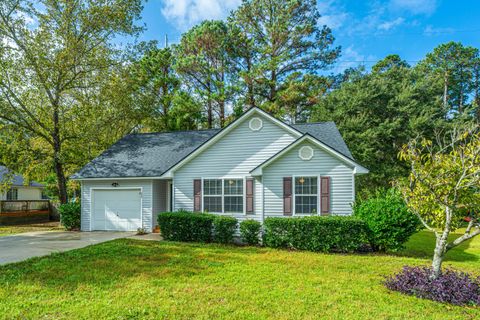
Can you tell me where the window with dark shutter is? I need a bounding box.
[283,177,292,215]
[320,177,330,215]
[193,179,201,211]
[246,178,254,214]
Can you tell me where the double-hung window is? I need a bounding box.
[294,176,318,214]
[203,178,244,213]
[203,179,222,212]
[224,179,243,213]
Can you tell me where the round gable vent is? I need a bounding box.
[299,146,314,161]
[249,117,263,131]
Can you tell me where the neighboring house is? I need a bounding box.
[71,107,368,232]
[0,166,45,201]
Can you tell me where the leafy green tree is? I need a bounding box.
[131,45,181,131]
[230,0,340,118]
[174,20,234,128]
[397,126,480,279]
[0,0,144,203]
[312,55,446,191]
[419,42,480,117]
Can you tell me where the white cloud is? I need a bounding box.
[317,0,349,29]
[389,0,438,15]
[423,25,454,36]
[161,0,241,30]
[378,17,405,31]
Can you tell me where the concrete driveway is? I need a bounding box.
[0,231,135,265]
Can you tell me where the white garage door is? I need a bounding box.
[92,189,142,231]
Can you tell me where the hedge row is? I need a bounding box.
[157,211,262,245]
[263,216,370,253]
[158,211,369,252]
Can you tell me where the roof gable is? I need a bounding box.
[250,134,368,176]
[162,107,303,176]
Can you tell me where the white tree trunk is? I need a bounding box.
[432,237,447,279]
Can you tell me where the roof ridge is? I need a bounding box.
[127,128,220,136]
[292,121,335,125]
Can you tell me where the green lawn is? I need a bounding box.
[0,231,478,320]
[0,222,64,237]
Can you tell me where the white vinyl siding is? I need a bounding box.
[263,141,355,216]
[174,113,297,223]
[1,187,43,201]
[81,179,153,231]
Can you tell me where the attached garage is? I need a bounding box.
[91,188,142,231]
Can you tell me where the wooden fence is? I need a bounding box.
[0,200,51,225]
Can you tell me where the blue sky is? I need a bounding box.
[139,0,480,72]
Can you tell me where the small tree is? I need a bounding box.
[397,126,480,279]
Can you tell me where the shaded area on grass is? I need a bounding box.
[0,222,64,237]
[396,230,479,263]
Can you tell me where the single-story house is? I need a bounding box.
[71,107,368,232]
[0,165,45,201]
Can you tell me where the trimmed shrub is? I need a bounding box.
[354,188,421,252]
[213,216,237,244]
[385,266,480,306]
[58,202,81,230]
[240,220,262,246]
[157,211,215,242]
[263,216,369,253]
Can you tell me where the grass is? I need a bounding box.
[0,221,64,236]
[0,231,478,319]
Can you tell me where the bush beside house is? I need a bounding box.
[213,216,238,244]
[157,211,371,253]
[240,220,262,245]
[58,202,81,230]
[354,188,421,252]
[263,216,370,253]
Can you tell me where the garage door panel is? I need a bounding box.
[92,189,142,231]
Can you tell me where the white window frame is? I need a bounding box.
[201,177,246,215]
[292,175,320,216]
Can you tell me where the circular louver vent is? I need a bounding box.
[299,146,314,160]
[249,117,263,131]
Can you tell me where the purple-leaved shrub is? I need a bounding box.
[385,266,480,306]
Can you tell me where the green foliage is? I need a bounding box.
[213,216,238,244]
[157,211,215,243]
[58,202,81,231]
[230,0,340,120]
[0,0,144,203]
[354,188,421,252]
[312,54,448,191]
[397,129,480,231]
[239,220,262,246]
[174,20,235,128]
[263,216,370,253]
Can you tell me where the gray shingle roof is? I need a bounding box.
[72,121,353,179]
[291,122,353,159]
[71,130,219,179]
[0,165,44,187]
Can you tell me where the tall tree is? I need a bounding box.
[230,0,340,118]
[419,42,480,117]
[0,0,144,203]
[312,55,446,191]
[131,44,181,131]
[174,20,234,128]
